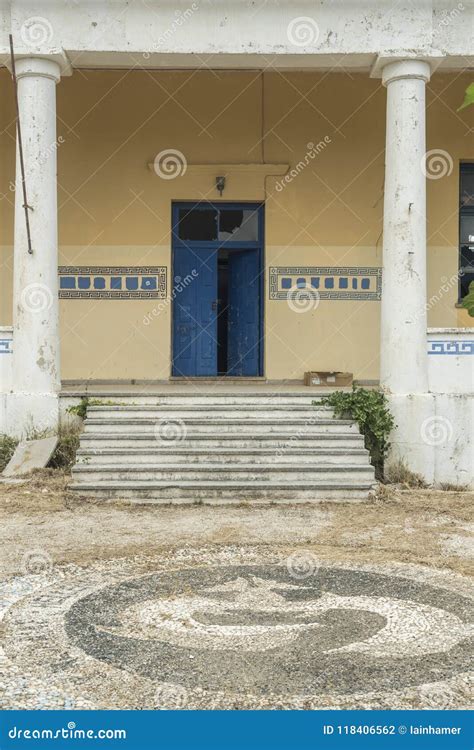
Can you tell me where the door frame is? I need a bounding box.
[171,201,265,377]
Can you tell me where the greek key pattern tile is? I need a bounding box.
[58,266,167,299]
[269,267,382,300]
[428,340,474,355]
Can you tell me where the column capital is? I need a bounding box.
[4,48,72,80]
[370,54,440,84]
[13,56,62,83]
[382,59,431,87]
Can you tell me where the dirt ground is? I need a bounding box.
[0,469,472,577]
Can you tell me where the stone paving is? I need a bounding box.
[0,546,472,710]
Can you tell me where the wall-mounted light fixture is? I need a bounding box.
[216,176,226,196]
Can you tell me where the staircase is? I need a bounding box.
[69,391,376,504]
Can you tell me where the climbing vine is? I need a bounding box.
[318,387,395,479]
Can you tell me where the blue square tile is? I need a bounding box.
[361,278,370,290]
[111,277,122,290]
[141,277,157,290]
[93,277,106,290]
[310,277,320,289]
[296,277,306,289]
[78,277,91,289]
[281,278,292,290]
[126,277,139,291]
[60,276,76,289]
[324,277,334,289]
[339,278,348,289]
[352,278,358,289]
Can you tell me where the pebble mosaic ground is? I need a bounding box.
[1,545,473,710]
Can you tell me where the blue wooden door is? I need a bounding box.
[227,249,260,376]
[172,247,218,376]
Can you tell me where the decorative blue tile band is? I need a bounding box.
[269,267,382,300]
[58,267,167,299]
[428,340,474,355]
[0,339,12,354]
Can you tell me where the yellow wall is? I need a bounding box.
[0,69,472,381]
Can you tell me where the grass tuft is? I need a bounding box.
[48,422,82,470]
[436,481,469,492]
[385,459,429,489]
[0,435,18,473]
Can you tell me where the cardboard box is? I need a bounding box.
[304,371,353,387]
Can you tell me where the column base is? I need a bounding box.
[385,393,436,484]
[5,392,60,439]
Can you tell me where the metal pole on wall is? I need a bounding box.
[9,34,33,255]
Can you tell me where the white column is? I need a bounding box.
[381,59,431,393]
[10,57,61,437]
[381,59,435,479]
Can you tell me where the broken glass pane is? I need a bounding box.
[218,209,258,242]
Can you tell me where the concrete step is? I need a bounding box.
[69,390,374,504]
[68,480,375,504]
[86,405,334,419]
[62,391,334,406]
[72,463,375,483]
[79,433,365,449]
[75,447,370,465]
[83,418,358,435]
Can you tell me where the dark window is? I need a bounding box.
[459,164,474,301]
[178,208,218,241]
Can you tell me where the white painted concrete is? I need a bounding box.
[428,328,474,394]
[9,57,61,438]
[381,59,431,395]
[0,1,472,70]
[427,330,474,487]
[431,394,473,488]
[379,59,436,480]
[0,326,13,393]
[0,327,13,436]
